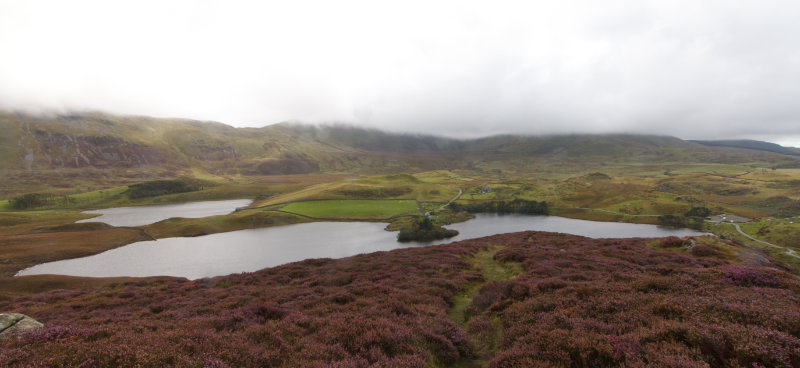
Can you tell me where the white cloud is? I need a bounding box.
[1,0,799,145]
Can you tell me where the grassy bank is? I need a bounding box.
[142,209,310,238]
[280,199,420,219]
[0,227,152,278]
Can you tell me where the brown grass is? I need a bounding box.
[142,209,309,239]
[0,228,150,277]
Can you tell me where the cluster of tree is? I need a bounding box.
[658,214,705,230]
[658,206,711,230]
[397,217,458,242]
[684,206,711,218]
[127,179,202,199]
[10,193,75,210]
[334,186,413,199]
[448,199,549,215]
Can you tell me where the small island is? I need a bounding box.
[397,217,459,242]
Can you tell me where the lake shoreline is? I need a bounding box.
[18,214,707,280]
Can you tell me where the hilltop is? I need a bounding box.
[2,111,799,197]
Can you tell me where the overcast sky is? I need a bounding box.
[1,0,799,146]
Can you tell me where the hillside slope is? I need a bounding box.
[1,232,798,367]
[2,111,799,197]
[692,139,800,157]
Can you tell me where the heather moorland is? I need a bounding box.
[2,232,798,367]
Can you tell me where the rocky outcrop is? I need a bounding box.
[28,130,169,169]
[0,313,44,338]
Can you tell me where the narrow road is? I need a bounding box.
[557,207,799,259]
[732,223,799,259]
[439,188,463,210]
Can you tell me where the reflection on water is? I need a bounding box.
[20,214,706,279]
[435,214,704,244]
[76,199,253,227]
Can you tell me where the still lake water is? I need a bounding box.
[19,213,705,279]
[76,199,253,227]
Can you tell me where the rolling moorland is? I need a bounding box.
[1,111,800,366]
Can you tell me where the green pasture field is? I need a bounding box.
[280,199,419,219]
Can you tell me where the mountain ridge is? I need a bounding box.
[2,111,799,197]
[691,139,800,156]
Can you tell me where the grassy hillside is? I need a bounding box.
[3,111,800,198]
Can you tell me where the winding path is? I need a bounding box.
[448,246,522,365]
[554,206,799,259]
[439,188,463,210]
[731,223,799,259]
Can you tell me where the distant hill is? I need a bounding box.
[691,139,800,157]
[2,111,799,196]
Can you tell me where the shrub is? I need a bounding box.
[397,217,458,242]
[466,280,531,318]
[658,215,704,230]
[723,266,781,288]
[659,236,685,248]
[690,244,724,258]
[684,207,711,218]
[448,199,549,215]
[9,193,75,209]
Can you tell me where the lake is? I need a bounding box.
[18,213,706,279]
[76,199,253,227]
